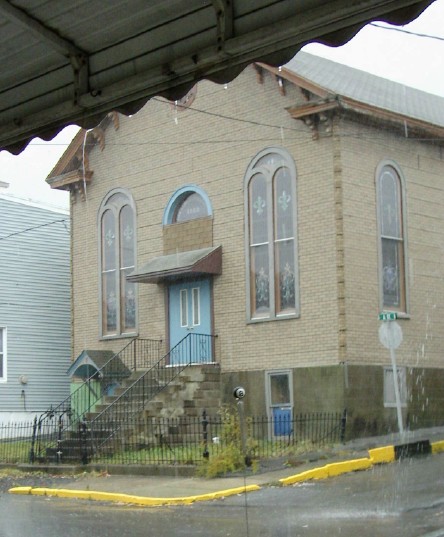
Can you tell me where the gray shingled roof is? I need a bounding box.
[286,52,444,130]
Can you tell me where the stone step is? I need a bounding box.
[75,363,222,457]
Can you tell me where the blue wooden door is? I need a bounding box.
[169,279,212,365]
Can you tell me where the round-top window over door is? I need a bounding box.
[174,192,209,223]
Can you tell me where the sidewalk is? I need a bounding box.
[10,426,444,506]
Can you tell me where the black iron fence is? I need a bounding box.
[0,421,34,463]
[29,337,163,462]
[88,332,218,455]
[0,410,346,466]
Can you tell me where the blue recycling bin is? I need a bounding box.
[273,407,292,436]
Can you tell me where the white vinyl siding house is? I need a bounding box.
[0,194,71,423]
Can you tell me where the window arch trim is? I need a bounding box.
[163,184,213,225]
[98,188,138,338]
[244,146,300,322]
[375,159,409,314]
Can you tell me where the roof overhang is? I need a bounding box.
[128,246,222,284]
[67,349,116,379]
[0,0,434,154]
[67,349,132,381]
[285,91,444,139]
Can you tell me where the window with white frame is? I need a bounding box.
[266,370,293,437]
[384,366,407,407]
[245,147,299,321]
[377,163,408,312]
[0,328,5,381]
[99,190,137,337]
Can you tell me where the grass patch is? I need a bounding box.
[0,441,32,464]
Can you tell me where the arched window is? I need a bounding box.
[163,185,212,225]
[377,162,408,312]
[99,189,137,337]
[244,148,299,321]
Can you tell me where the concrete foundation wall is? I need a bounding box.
[222,364,444,439]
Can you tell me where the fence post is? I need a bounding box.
[340,408,347,443]
[80,420,89,465]
[29,416,38,463]
[202,410,209,460]
[56,414,64,463]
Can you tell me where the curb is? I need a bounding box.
[279,439,443,487]
[9,439,444,506]
[8,484,261,507]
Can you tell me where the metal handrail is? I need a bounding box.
[88,332,217,458]
[30,337,162,462]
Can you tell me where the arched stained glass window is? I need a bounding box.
[99,189,137,337]
[377,163,408,312]
[174,192,209,223]
[163,185,212,225]
[244,148,299,321]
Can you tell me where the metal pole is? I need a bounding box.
[237,399,252,467]
[389,337,404,435]
[340,408,347,443]
[202,409,209,460]
[29,415,38,463]
[387,321,404,435]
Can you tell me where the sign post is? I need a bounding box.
[378,312,404,435]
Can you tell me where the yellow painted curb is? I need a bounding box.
[431,440,444,454]
[279,467,328,486]
[9,484,261,507]
[369,445,395,464]
[279,457,372,486]
[8,440,443,504]
[280,440,444,487]
[325,458,372,476]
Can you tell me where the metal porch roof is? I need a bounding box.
[127,246,222,284]
[0,0,434,154]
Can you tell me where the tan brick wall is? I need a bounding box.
[69,65,341,370]
[340,116,444,370]
[69,65,444,384]
[163,217,213,254]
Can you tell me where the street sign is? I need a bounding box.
[379,321,403,350]
[379,312,397,321]
[378,319,404,435]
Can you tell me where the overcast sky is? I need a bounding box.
[1,0,443,209]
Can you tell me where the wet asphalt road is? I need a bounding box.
[0,454,443,537]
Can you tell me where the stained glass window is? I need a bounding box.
[245,148,298,320]
[378,165,406,311]
[174,192,208,223]
[99,190,137,336]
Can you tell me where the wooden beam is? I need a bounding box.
[287,101,339,119]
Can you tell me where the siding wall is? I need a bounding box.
[0,196,71,421]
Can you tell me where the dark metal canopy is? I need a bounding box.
[128,246,222,284]
[0,0,434,154]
